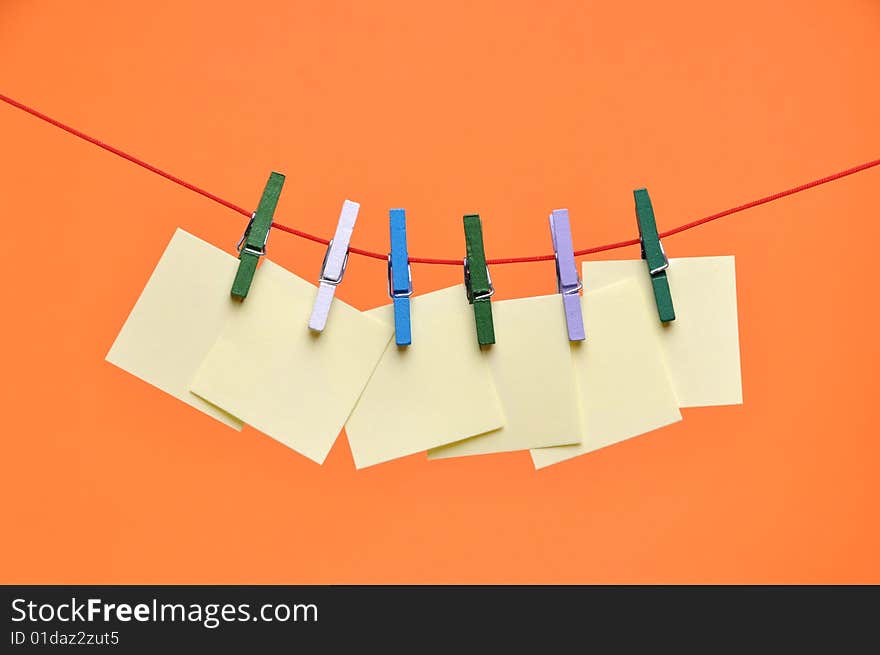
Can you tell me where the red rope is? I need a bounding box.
[2,92,878,266]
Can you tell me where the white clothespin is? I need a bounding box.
[308,199,360,332]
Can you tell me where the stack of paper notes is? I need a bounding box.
[107,229,742,470]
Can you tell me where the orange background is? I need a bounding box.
[1,0,878,583]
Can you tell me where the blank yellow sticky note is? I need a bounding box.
[345,285,505,469]
[584,257,742,407]
[531,279,682,469]
[428,294,582,459]
[190,260,392,464]
[106,228,243,429]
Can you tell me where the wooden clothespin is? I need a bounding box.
[634,188,675,322]
[231,172,285,299]
[463,214,495,346]
[388,208,413,346]
[308,199,360,332]
[549,208,585,341]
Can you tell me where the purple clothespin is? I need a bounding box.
[549,209,585,341]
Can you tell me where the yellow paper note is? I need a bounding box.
[428,294,582,459]
[531,279,682,469]
[584,257,742,407]
[345,285,505,469]
[106,229,243,428]
[190,260,392,464]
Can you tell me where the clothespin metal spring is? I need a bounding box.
[318,239,350,286]
[236,212,268,258]
[387,255,413,299]
[554,255,583,296]
[463,257,495,303]
[639,232,669,276]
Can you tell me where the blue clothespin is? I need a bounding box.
[388,208,413,345]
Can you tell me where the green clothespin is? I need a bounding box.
[634,188,675,322]
[463,214,495,345]
[231,172,285,299]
